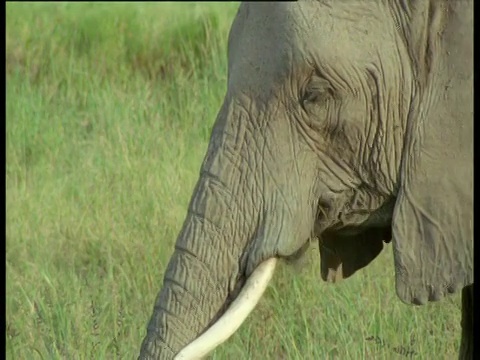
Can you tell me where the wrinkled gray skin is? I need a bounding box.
[139,1,473,359]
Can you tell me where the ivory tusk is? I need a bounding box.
[174,258,278,360]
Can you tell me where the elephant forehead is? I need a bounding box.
[227,3,298,94]
[228,1,396,95]
[287,1,398,68]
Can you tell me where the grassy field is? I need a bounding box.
[6,3,462,359]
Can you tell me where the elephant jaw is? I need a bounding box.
[174,258,278,360]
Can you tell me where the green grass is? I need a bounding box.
[6,3,462,359]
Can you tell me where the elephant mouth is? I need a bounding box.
[318,225,392,283]
[329,225,392,241]
[319,197,395,239]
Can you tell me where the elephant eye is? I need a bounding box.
[301,77,334,109]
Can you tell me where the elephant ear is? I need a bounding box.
[391,1,473,305]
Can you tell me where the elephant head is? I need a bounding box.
[139,1,473,358]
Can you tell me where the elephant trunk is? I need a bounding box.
[138,191,241,358]
[139,111,272,358]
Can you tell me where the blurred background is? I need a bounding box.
[6,3,461,359]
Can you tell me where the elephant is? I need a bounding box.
[139,1,473,359]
